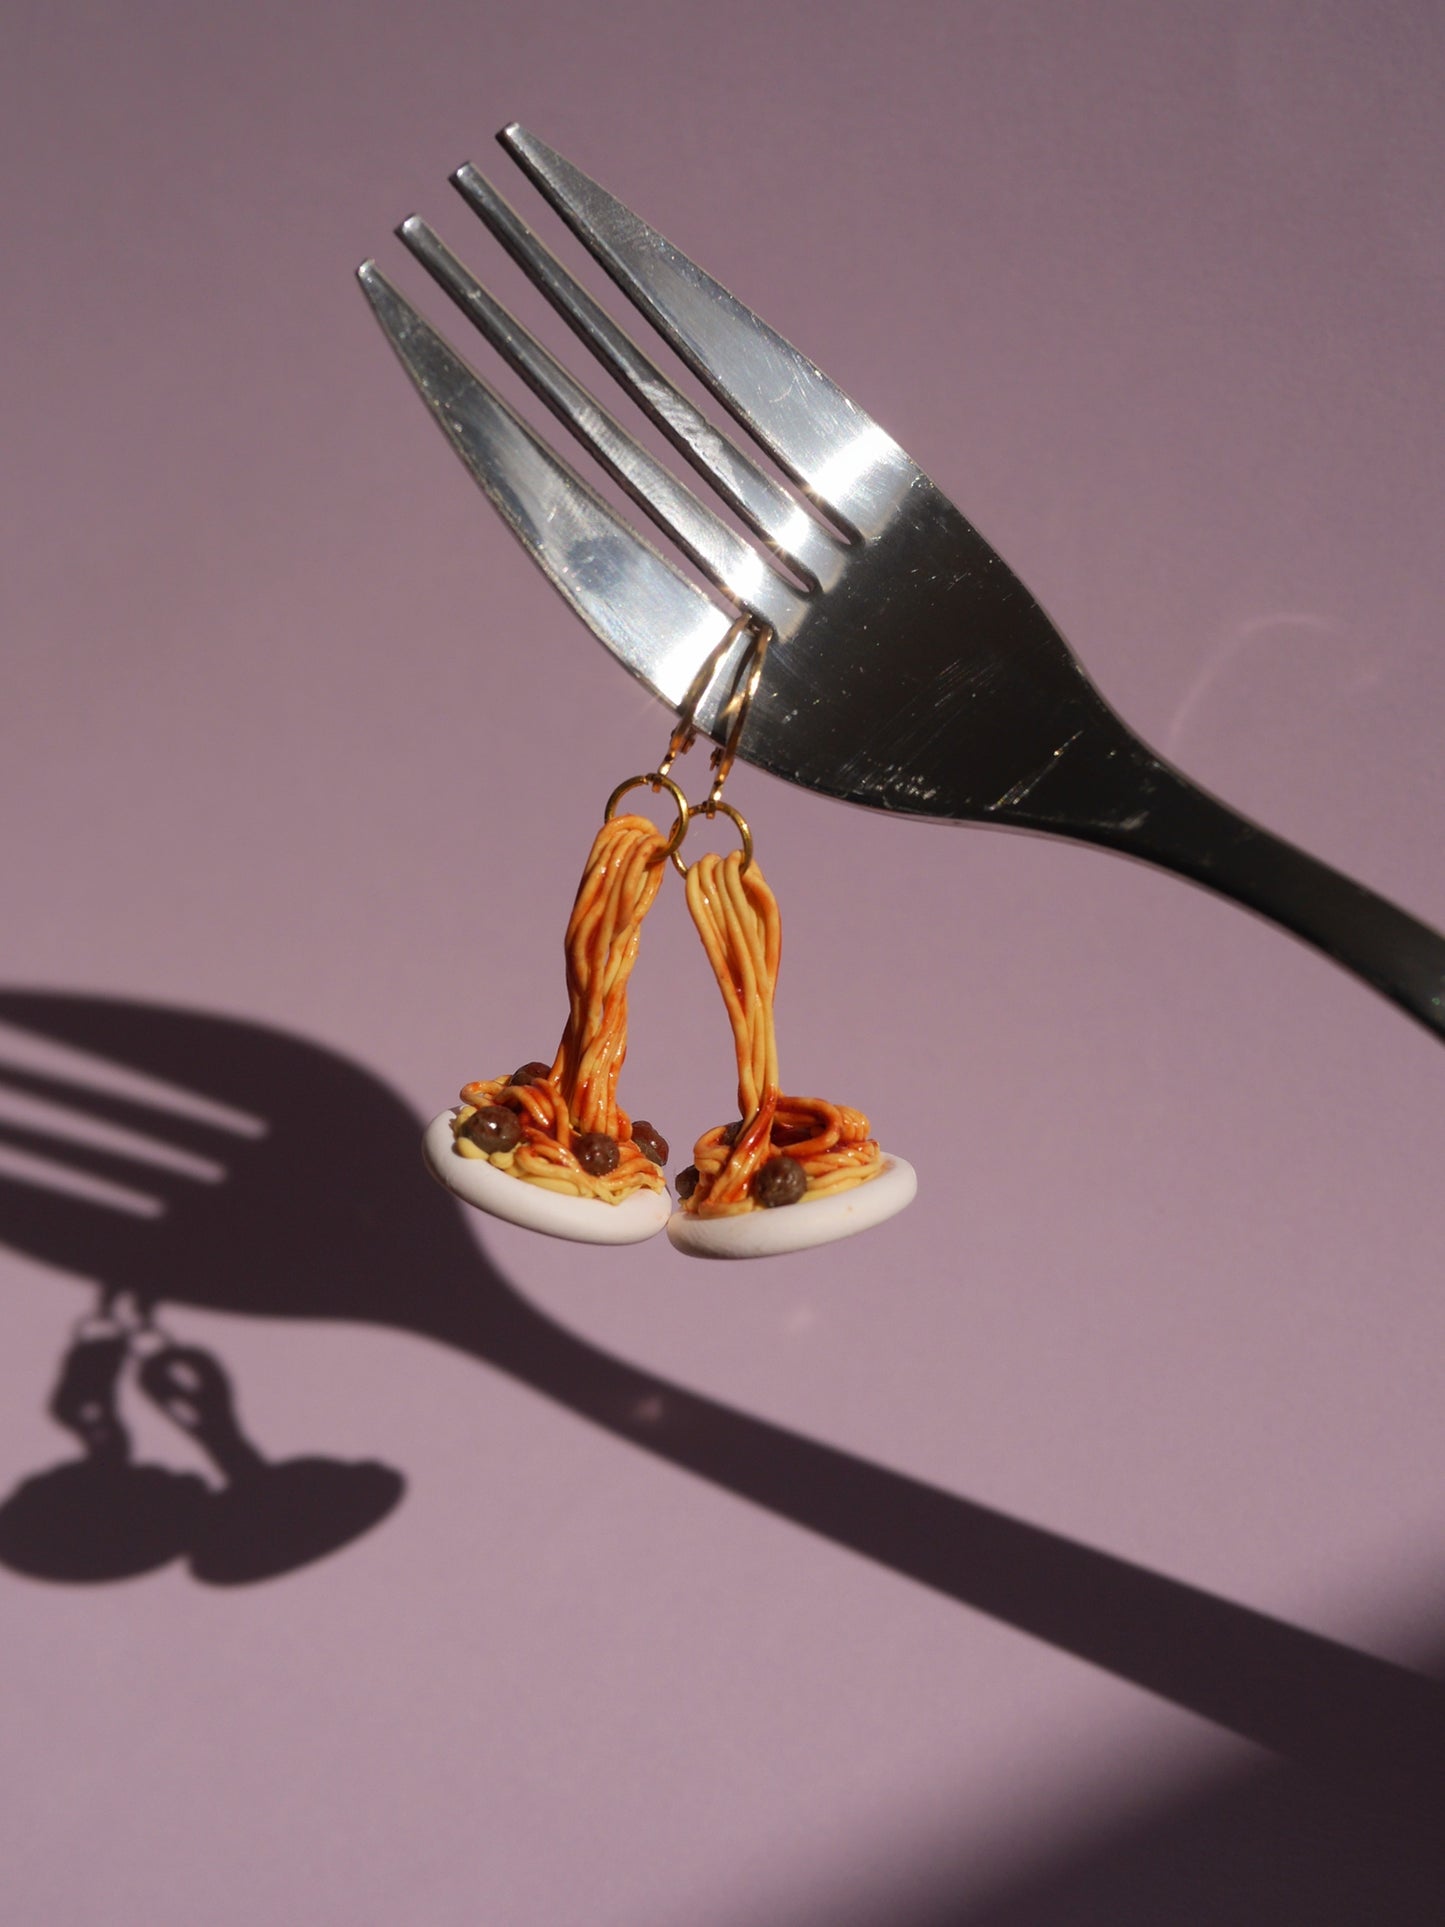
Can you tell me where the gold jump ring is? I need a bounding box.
[604,772,691,861]
[671,797,753,879]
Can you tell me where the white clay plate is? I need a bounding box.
[422,1109,671,1245]
[667,1155,917,1260]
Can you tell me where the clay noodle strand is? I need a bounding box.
[683,847,880,1216]
[453,814,667,1202]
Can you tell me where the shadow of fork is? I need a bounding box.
[0,988,1440,1847]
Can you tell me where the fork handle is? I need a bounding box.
[1032,740,1445,1042]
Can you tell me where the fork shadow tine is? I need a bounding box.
[499,124,912,532]
[0,1119,208,1206]
[0,992,272,1123]
[0,1063,245,1163]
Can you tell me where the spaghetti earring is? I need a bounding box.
[422,766,688,1244]
[666,621,917,1259]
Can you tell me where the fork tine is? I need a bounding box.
[357,261,735,709]
[450,165,839,590]
[396,219,802,626]
[499,125,914,535]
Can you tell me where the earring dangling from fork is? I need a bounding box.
[421,757,686,1245]
[666,620,917,1260]
[421,614,768,1244]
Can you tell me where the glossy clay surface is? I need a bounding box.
[668,1156,917,1259]
[422,1108,670,1244]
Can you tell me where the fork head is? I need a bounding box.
[359,127,1129,823]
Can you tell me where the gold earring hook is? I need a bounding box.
[705,618,771,808]
[641,612,771,877]
[655,613,771,785]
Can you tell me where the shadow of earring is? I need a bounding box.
[134,1341,404,1586]
[0,1320,208,1583]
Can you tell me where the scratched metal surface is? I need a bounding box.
[3,5,1444,1923]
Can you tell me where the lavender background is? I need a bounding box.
[3,2,1443,1921]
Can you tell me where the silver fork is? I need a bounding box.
[358,126,1445,1042]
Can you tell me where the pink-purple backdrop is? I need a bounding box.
[4,3,1443,1921]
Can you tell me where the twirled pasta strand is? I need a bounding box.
[683,848,880,1216]
[451,814,668,1202]
[555,814,667,1136]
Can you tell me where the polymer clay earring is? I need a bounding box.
[422,771,687,1245]
[665,624,917,1259]
[425,615,914,1258]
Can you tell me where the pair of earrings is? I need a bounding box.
[423,620,916,1260]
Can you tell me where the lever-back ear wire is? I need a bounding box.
[603,613,768,869]
[656,613,771,781]
[657,612,754,779]
[704,617,771,809]
[665,613,772,877]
